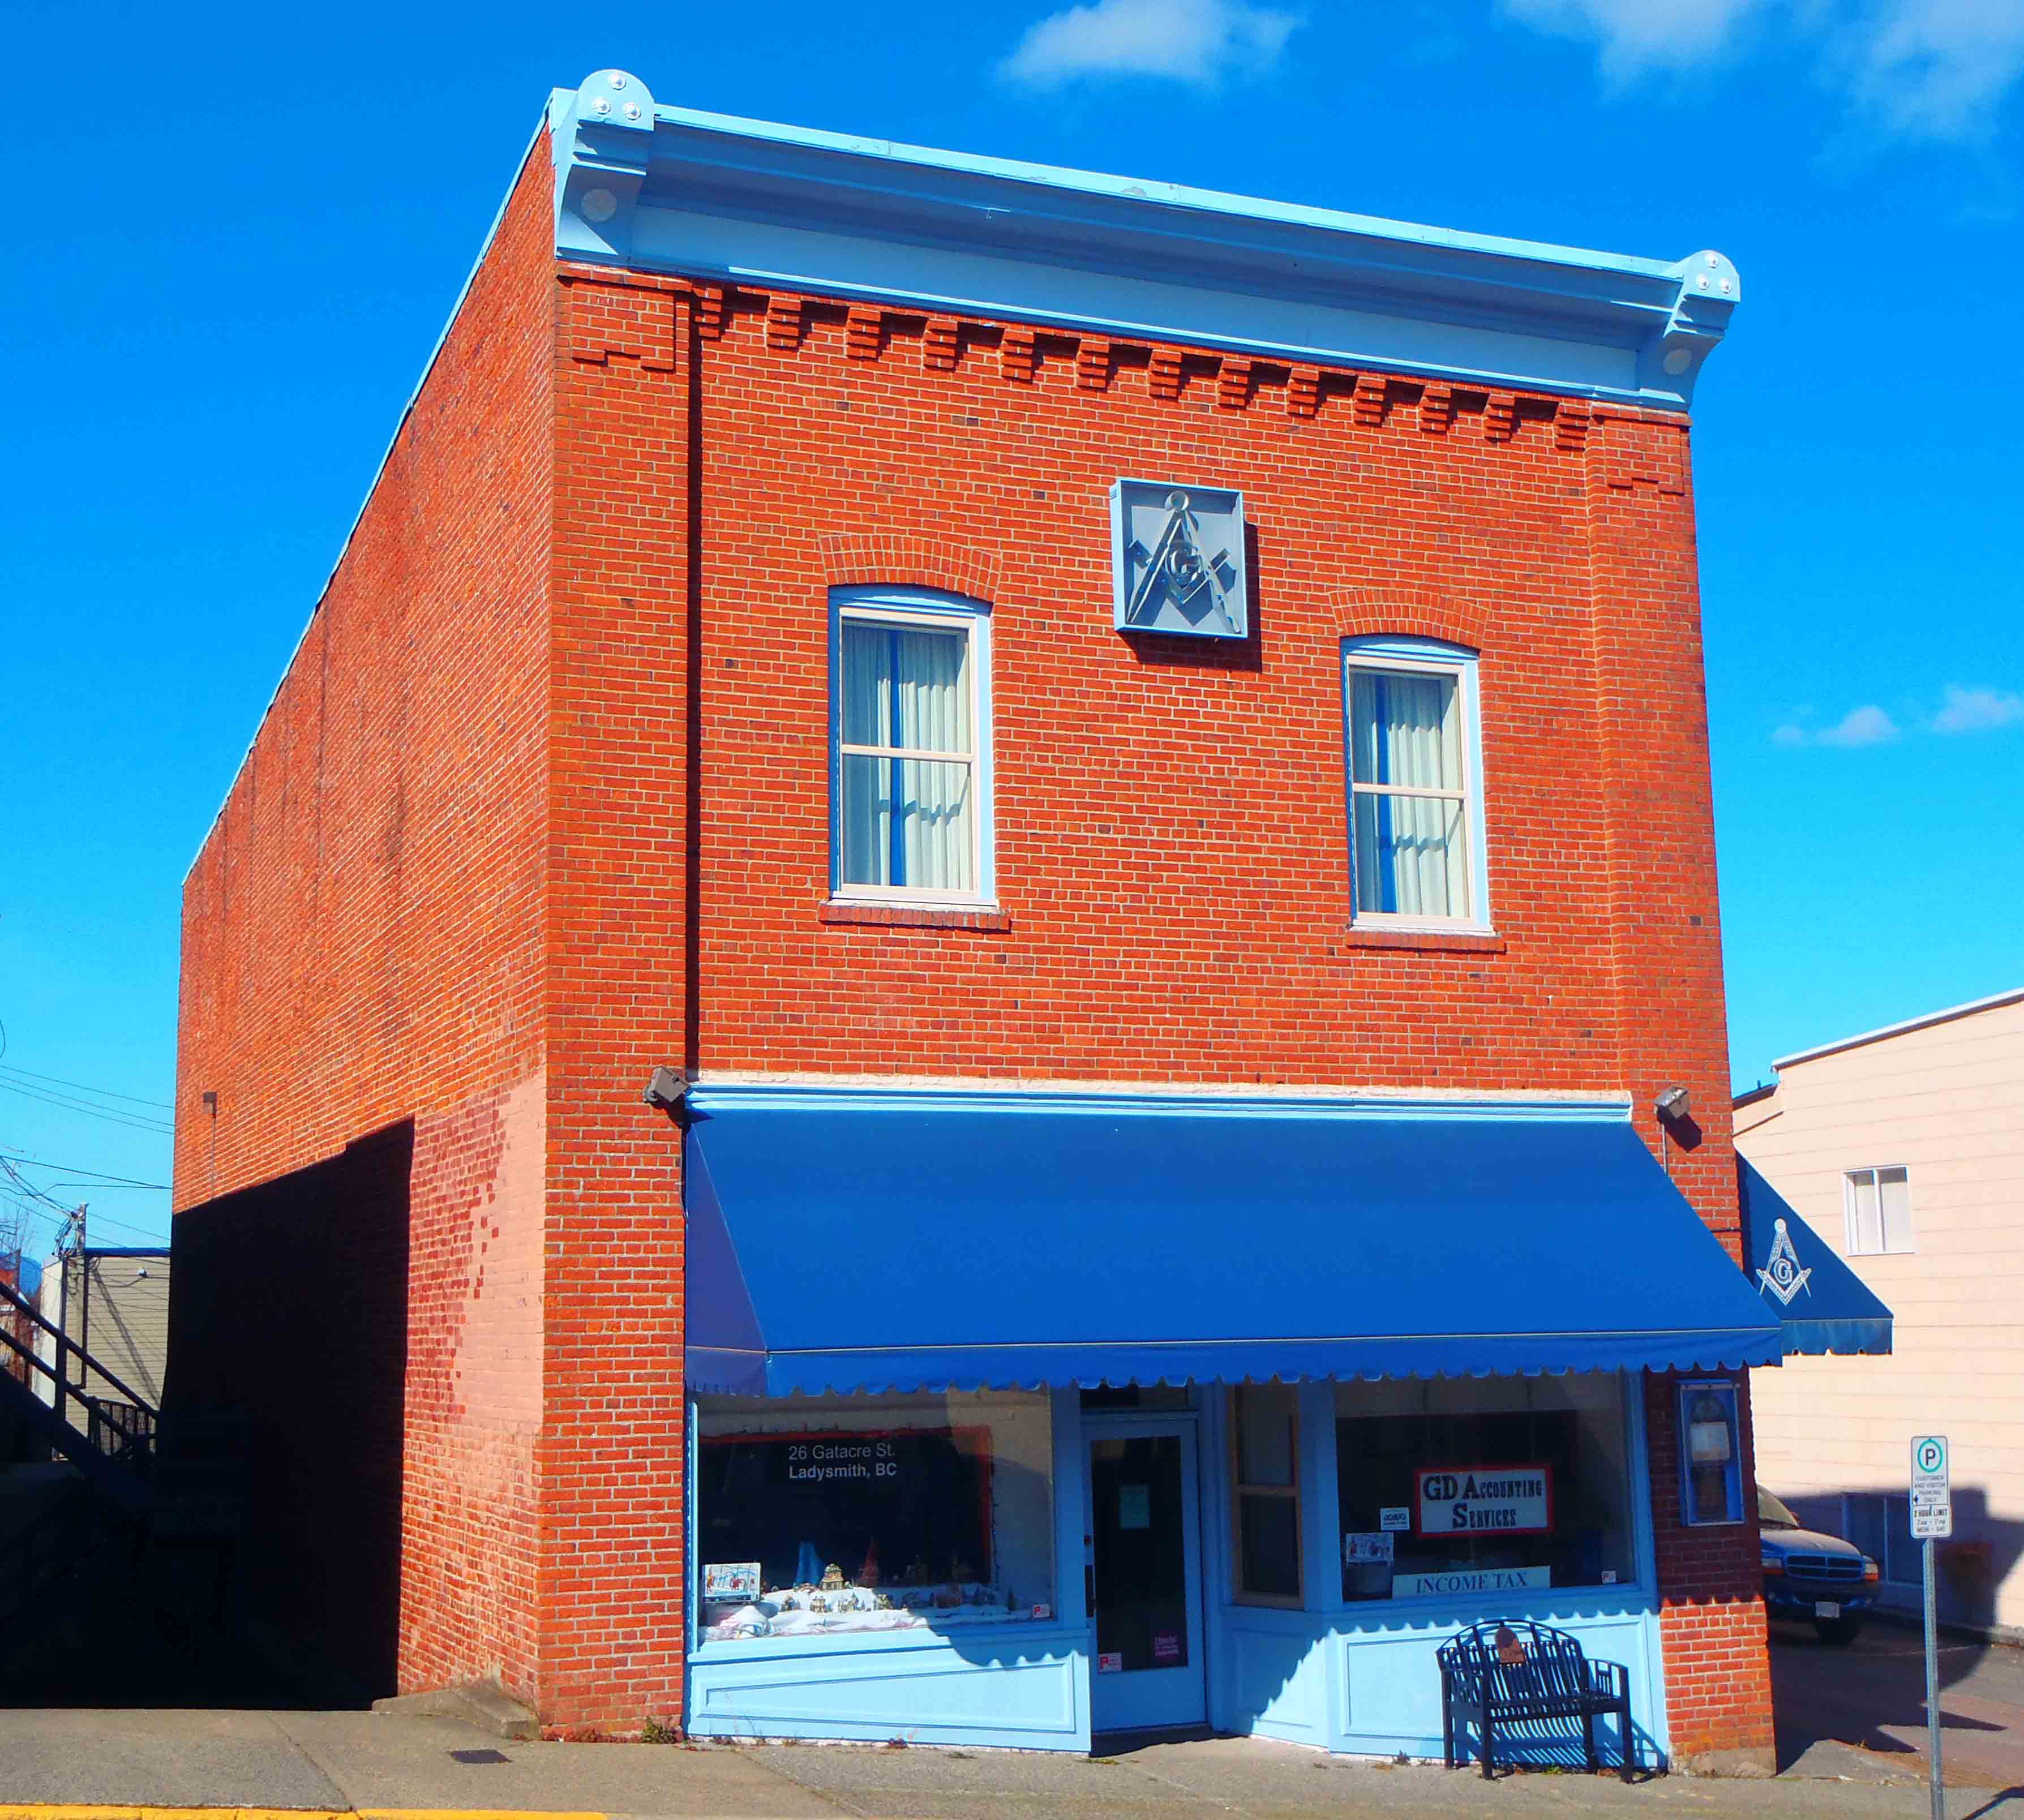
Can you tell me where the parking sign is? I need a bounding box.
[1911,1435,1951,1540]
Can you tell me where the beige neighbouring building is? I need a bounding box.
[1739,986,2024,1636]
[32,1248,171,1416]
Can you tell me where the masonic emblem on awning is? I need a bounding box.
[1757,1217,1813,1306]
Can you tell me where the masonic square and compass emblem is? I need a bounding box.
[1757,1217,1813,1306]
[1109,479,1250,639]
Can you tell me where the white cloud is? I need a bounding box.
[1842,0,2024,143]
[1775,703,1901,746]
[1818,704,1902,746]
[1933,684,2024,734]
[1000,0,1302,89]
[1500,0,1770,81]
[1499,0,2024,141]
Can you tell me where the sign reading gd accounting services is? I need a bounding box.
[1416,1466,1553,1537]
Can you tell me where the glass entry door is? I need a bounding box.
[1085,1423,1206,1732]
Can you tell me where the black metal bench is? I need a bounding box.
[1437,1619,1635,1781]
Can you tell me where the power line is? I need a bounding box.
[0,1152,170,1190]
[0,1064,173,1111]
[0,1079,173,1136]
[0,1155,73,1212]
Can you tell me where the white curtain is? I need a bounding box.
[1351,670,1466,918]
[841,622,972,891]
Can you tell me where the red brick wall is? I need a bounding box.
[173,140,558,1705]
[673,291,1688,1102]
[538,272,692,1729]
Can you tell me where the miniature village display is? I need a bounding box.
[701,1548,1039,1641]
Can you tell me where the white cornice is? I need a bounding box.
[548,70,1738,412]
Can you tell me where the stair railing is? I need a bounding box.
[0,1270,160,1455]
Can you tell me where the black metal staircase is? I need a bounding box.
[0,1270,252,1697]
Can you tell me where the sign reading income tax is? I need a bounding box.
[1416,1465,1553,1536]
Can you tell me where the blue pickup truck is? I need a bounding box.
[1760,1485,1880,1644]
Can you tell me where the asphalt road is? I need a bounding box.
[1770,1611,2024,1788]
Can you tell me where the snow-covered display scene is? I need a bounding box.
[704,1578,1048,1641]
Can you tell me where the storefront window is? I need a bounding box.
[1335,1373,1636,1602]
[694,1390,1056,1643]
[1230,1384,1302,1606]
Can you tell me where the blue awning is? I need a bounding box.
[1738,1157,1893,1355]
[683,1088,1785,1397]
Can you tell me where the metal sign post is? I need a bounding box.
[1911,1435,1952,1820]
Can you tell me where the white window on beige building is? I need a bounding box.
[1843,1166,1912,1255]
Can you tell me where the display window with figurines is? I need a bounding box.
[693,1390,1057,1643]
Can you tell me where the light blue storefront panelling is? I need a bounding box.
[687,1624,1087,1749]
[1325,1602,1661,1763]
[1225,1607,1333,1746]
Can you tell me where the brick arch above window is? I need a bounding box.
[1328,586,1486,653]
[818,533,1002,606]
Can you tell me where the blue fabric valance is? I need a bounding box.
[684,1090,1786,1397]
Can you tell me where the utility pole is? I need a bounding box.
[53,1207,76,1428]
[75,1202,89,1402]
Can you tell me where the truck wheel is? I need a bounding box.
[1813,1616,1862,1646]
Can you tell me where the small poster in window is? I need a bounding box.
[1379,1506,1412,1533]
[1097,1651,1124,1674]
[1152,1632,1182,1663]
[703,1562,762,1603]
[1343,1532,1395,1565]
[1118,1484,1152,1530]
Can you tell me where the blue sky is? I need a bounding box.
[3,0,2019,1251]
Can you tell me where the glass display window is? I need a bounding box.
[1335,1373,1636,1602]
[1230,1384,1303,1606]
[1677,1379,1744,1526]
[694,1390,1056,1643]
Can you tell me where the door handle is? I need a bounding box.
[1085,1565,1095,1611]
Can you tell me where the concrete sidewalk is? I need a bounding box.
[1,1711,2022,1820]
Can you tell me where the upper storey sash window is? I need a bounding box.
[1343,637,1491,932]
[832,589,994,904]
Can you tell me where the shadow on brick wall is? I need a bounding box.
[166,1121,412,1703]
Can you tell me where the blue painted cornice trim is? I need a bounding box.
[550,71,1737,410]
[686,1078,1632,1123]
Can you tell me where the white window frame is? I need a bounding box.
[1843,1165,1914,1256]
[829,586,994,907]
[1341,636,1493,933]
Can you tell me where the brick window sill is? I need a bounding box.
[1340,926,1507,955]
[820,900,1012,933]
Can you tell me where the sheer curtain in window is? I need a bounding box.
[1350,669,1468,918]
[841,621,974,892]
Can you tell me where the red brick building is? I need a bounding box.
[171,68,1790,1766]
